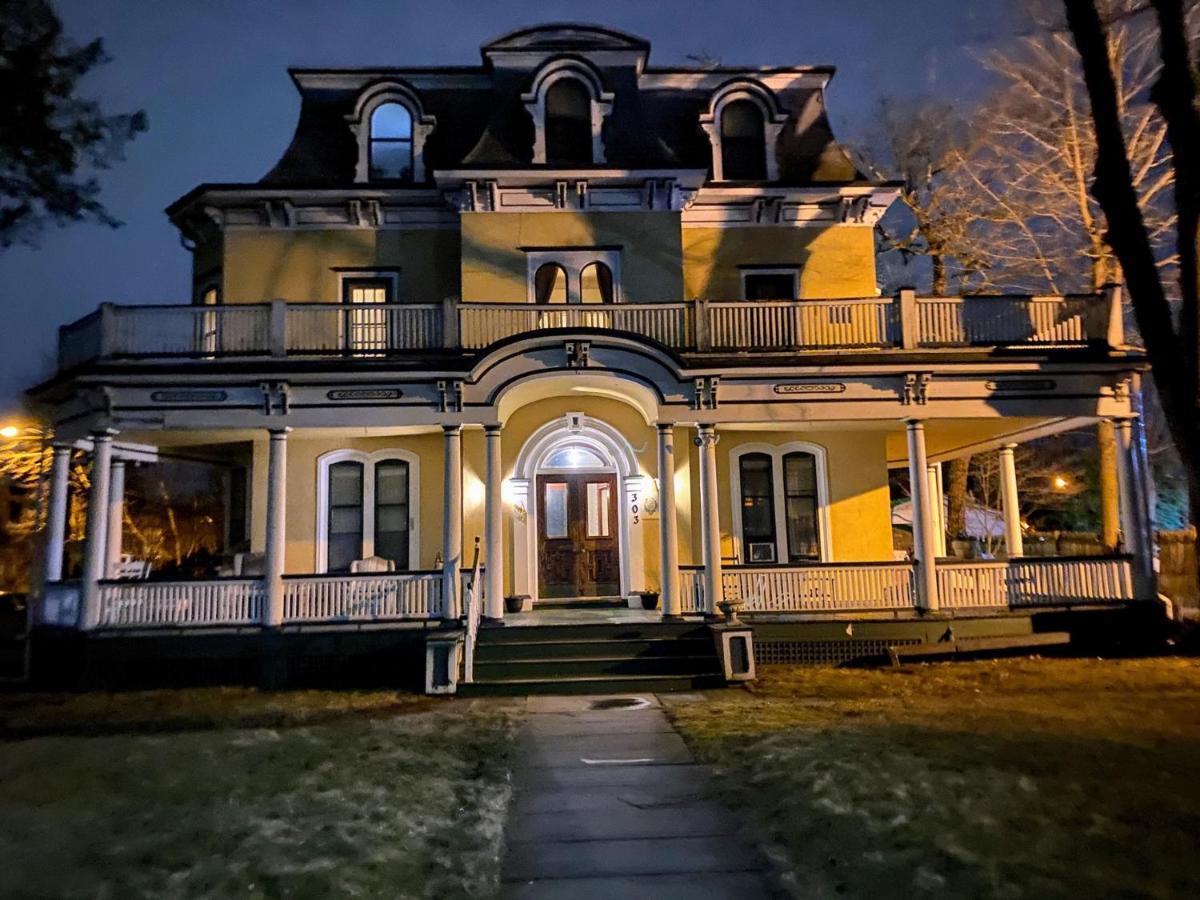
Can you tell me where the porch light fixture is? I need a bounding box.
[0,426,19,439]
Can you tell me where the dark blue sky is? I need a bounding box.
[0,0,1020,416]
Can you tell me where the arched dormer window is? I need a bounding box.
[522,60,613,166]
[545,80,593,165]
[700,82,788,182]
[348,82,436,184]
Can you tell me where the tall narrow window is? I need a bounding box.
[327,461,364,572]
[545,80,592,166]
[369,103,413,181]
[374,460,410,570]
[580,262,613,304]
[720,100,767,181]
[199,286,220,356]
[343,278,393,353]
[534,263,568,303]
[544,482,569,538]
[783,452,820,561]
[739,453,777,562]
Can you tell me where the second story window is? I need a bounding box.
[545,79,593,166]
[342,275,395,353]
[580,262,614,304]
[369,103,413,181]
[534,263,569,303]
[742,268,798,300]
[721,100,767,181]
[527,251,620,304]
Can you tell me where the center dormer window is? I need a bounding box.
[369,103,413,181]
[528,250,620,303]
[545,80,592,166]
[721,101,767,181]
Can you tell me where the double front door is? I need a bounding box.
[537,473,620,599]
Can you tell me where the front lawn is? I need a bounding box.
[665,657,1200,898]
[0,689,516,898]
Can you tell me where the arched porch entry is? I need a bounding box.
[509,413,646,604]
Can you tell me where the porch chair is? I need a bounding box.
[350,556,396,574]
[233,552,266,577]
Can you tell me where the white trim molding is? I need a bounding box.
[525,248,622,303]
[729,440,832,564]
[699,80,788,182]
[347,81,437,184]
[522,58,614,165]
[315,447,421,572]
[510,413,645,601]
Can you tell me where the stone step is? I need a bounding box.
[457,672,727,696]
[473,654,721,680]
[475,637,714,662]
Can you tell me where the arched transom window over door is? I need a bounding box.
[318,450,420,573]
[731,443,831,564]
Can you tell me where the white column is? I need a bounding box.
[442,425,463,620]
[262,428,289,627]
[905,421,939,610]
[1114,418,1152,576]
[657,424,681,618]
[926,462,946,558]
[483,424,504,622]
[1130,414,1156,578]
[105,460,126,578]
[696,424,723,615]
[79,430,116,630]
[998,443,1023,559]
[42,444,72,585]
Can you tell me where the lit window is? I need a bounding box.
[586,481,612,538]
[720,100,767,181]
[533,263,569,303]
[543,445,606,469]
[543,482,569,538]
[369,103,413,181]
[545,80,592,166]
[199,286,220,355]
[580,262,613,304]
[343,278,393,352]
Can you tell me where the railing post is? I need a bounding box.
[694,298,712,352]
[443,296,460,349]
[269,300,288,357]
[1104,283,1125,349]
[898,289,919,350]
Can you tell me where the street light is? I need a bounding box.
[0,426,20,439]
[1053,475,1069,490]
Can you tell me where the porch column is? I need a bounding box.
[442,425,463,620]
[657,424,681,618]
[41,443,72,585]
[998,443,1023,558]
[926,462,946,557]
[79,430,116,630]
[1130,414,1157,578]
[905,420,939,611]
[105,460,126,578]
[1114,418,1152,576]
[262,428,289,628]
[483,424,504,622]
[696,424,723,615]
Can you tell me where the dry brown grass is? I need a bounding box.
[665,657,1200,898]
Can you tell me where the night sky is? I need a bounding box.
[0,0,1021,417]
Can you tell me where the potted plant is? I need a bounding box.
[504,594,528,614]
[636,590,660,611]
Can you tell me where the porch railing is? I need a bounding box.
[724,562,917,613]
[282,571,442,622]
[55,290,1123,370]
[936,557,1135,608]
[679,566,707,614]
[96,579,265,627]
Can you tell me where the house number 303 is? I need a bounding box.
[631,493,639,525]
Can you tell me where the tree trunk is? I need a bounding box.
[946,456,970,538]
[931,253,948,296]
[1097,420,1120,551]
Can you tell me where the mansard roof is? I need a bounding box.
[227,24,870,190]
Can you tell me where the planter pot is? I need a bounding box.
[638,591,660,611]
[504,595,528,614]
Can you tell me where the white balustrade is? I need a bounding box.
[916,296,1090,346]
[458,302,694,349]
[285,304,443,353]
[96,579,264,627]
[282,572,442,622]
[724,564,916,612]
[937,557,1134,608]
[678,567,706,614]
[708,298,897,350]
[108,304,273,357]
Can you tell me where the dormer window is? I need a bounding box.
[369,103,413,180]
[349,82,435,184]
[721,101,767,181]
[523,60,613,166]
[700,82,787,182]
[545,80,593,166]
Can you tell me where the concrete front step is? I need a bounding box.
[476,623,711,644]
[475,637,716,662]
[474,654,721,680]
[458,672,727,696]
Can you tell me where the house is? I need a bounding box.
[29,24,1159,692]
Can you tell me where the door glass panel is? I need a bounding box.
[586,481,611,537]
[544,482,568,538]
[375,460,410,570]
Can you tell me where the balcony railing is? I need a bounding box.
[56,289,1125,371]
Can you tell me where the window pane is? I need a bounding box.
[544,482,568,538]
[586,481,611,537]
[743,273,796,300]
[721,100,767,180]
[544,445,605,469]
[375,460,410,570]
[375,461,408,504]
[534,263,568,303]
[580,262,613,304]
[371,102,412,138]
[370,139,412,180]
[784,453,820,561]
[739,453,776,547]
[329,462,363,506]
[327,461,363,572]
[545,79,592,166]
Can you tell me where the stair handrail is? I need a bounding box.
[463,536,482,684]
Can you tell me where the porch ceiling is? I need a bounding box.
[884,416,1096,467]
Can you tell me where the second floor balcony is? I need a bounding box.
[56,290,1127,373]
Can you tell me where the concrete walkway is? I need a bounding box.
[501,694,774,899]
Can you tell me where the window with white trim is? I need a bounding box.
[731,443,830,564]
[526,250,620,303]
[369,103,413,181]
[349,82,436,184]
[318,450,419,572]
[721,100,767,180]
[522,61,613,166]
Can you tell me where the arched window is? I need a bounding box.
[544,79,593,166]
[738,453,777,562]
[534,263,568,303]
[720,100,767,181]
[369,102,413,181]
[327,460,365,572]
[782,452,820,562]
[318,450,419,572]
[579,261,613,304]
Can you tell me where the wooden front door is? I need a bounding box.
[536,473,620,599]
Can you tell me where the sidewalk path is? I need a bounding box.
[500,694,774,899]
